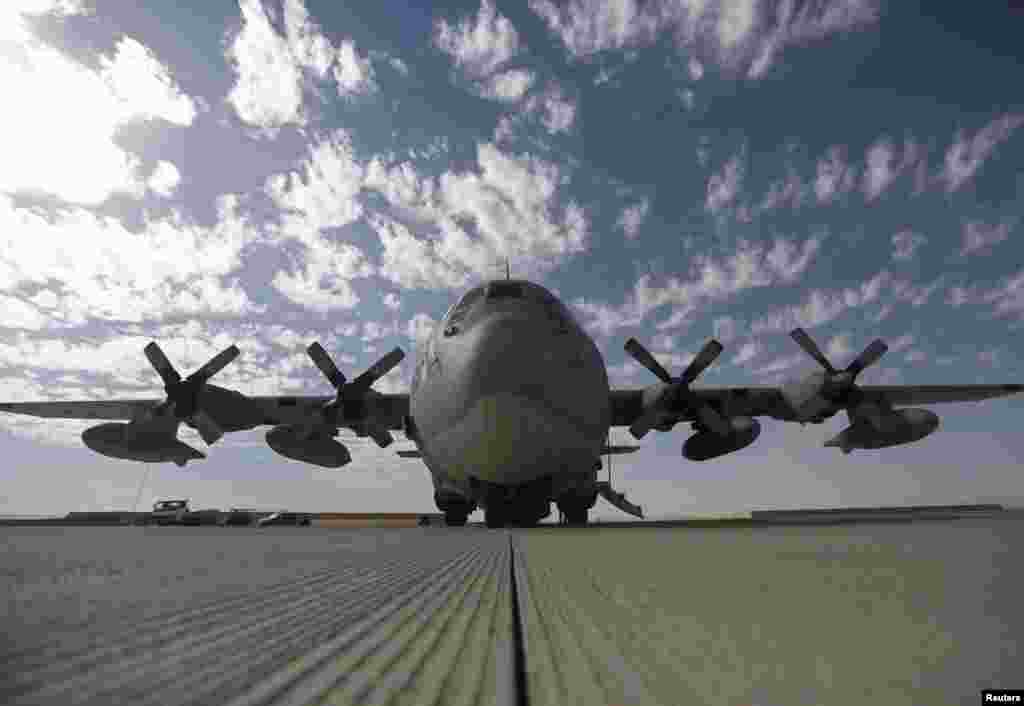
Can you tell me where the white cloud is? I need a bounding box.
[705,154,744,214]
[751,270,890,335]
[825,333,851,359]
[959,219,1014,258]
[575,235,823,337]
[532,84,577,134]
[147,160,181,197]
[891,230,926,261]
[688,56,704,80]
[367,143,589,289]
[362,320,399,342]
[712,316,740,343]
[283,0,334,76]
[814,145,857,204]
[0,193,263,323]
[862,138,897,201]
[434,0,521,78]
[0,22,197,204]
[730,342,760,365]
[760,166,804,211]
[889,334,915,353]
[266,130,365,238]
[271,241,375,313]
[571,297,643,338]
[947,286,972,308]
[372,217,470,290]
[528,0,658,58]
[650,333,677,351]
[226,0,311,130]
[382,293,401,311]
[478,68,535,102]
[530,0,878,78]
[226,0,376,131]
[940,113,1024,192]
[405,313,437,347]
[753,353,806,377]
[617,198,649,239]
[334,39,377,97]
[982,269,1024,320]
[891,276,944,308]
[0,294,48,331]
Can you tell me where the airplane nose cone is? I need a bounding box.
[435,312,610,485]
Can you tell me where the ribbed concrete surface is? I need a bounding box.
[3,518,1021,706]
[1,527,514,706]
[514,518,1023,706]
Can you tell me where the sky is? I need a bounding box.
[1,0,1022,519]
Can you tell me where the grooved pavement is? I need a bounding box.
[3,519,1021,705]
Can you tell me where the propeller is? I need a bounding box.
[144,342,240,445]
[307,342,405,448]
[785,328,888,415]
[624,337,730,439]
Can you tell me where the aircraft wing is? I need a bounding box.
[609,383,1024,427]
[0,400,163,421]
[0,393,411,430]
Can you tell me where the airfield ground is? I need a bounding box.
[1,515,1020,705]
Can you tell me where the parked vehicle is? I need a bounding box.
[180,509,222,526]
[220,508,257,526]
[256,511,312,527]
[149,499,190,525]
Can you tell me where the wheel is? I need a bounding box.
[485,506,506,528]
[557,498,589,526]
[444,510,468,527]
[564,507,588,525]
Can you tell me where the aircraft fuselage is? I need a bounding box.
[408,280,610,521]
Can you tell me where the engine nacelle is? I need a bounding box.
[825,408,939,453]
[265,424,352,468]
[82,423,205,467]
[683,417,761,461]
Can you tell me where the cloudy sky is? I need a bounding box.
[1,0,1022,519]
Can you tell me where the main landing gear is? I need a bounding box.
[556,494,594,526]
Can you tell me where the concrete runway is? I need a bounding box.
[2,519,1021,705]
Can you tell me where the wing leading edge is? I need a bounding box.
[609,383,1024,428]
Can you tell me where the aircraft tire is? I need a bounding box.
[485,507,506,528]
[444,510,468,527]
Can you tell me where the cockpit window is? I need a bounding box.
[486,281,523,299]
[445,286,486,327]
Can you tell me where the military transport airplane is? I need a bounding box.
[1,278,1022,527]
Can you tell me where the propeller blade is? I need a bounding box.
[350,347,405,393]
[628,410,659,440]
[190,345,241,384]
[307,342,347,390]
[679,339,723,385]
[144,342,181,387]
[846,339,888,377]
[191,409,224,446]
[789,328,836,374]
[624,338,672,384]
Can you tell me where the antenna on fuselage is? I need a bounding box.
[505,258,510,280]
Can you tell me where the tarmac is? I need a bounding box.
[1,516,1021,705]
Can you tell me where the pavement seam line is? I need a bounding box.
[508,534,529,706]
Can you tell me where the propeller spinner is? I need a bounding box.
[144,342,240,445]
[307,342,405,448]
[623,337,730,439]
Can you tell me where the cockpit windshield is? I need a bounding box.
[444,285,486,327]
